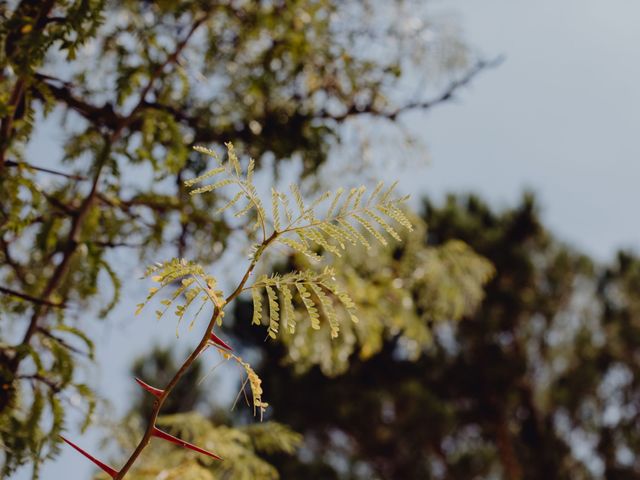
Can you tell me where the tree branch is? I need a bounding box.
[114,231,278,478]
[2,10,213,416]
[5,159,87,181]
[319,57,504,122]
[37,327,89,357]
[0,285,66,308]
[32,75,124,130]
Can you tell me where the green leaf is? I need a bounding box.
[252,286,263,326]
[265,285,280,339]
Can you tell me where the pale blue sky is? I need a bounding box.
[14,1,640,478]
[400,0,640,261]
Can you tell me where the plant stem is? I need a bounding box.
[115,231,278,478]
[114,306,222,479]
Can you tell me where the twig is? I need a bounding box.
[5,159,87,181]
[320,56,504,122]
[114,230,278,478]
[37,327,89,357]
[17,374,61,392]
[0,285,66,308]
[89,240,146,249]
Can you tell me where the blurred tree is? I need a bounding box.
[0,0,496,474]
[221,194,640,480]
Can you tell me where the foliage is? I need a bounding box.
[0,0,489,474]
[101,160,496,478]
[267,216,495,376]
[98,413,302,480]
[58,142,413,478]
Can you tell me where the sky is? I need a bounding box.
[401,0,640,261]
[13,0,640,478]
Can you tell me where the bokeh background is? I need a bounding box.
[2,1,640,479]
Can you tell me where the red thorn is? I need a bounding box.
[135,377,164,397]
[151,426,222,460]
[209,332,233,352]
[59,435,119,478]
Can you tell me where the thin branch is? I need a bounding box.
[41,191,78,216]
[88,239,146,249]
[0,285,66,308]
[225,232,278,304]
[17,373,61,392]
[5,159,88,181]
[320,56,504,122]
[37,327,89,357]
[114,305,223,479]
[33,75,124,130]
[131,16,208,117]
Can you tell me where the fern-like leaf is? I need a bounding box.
[295,283,320,330]
[135,259,223,333]
[278,237,322,261]
[308,283,339,338]
[249,268,356,338]
[274,181,412,259]
[251,287,263,326]
[188,144,411,251]
[188,143,267,236]
[265,285,280,339]
[271,189,282,232]
[279,285,295,333]
[228,354,268,420]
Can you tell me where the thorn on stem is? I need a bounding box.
[151,426,222,460]
[209,331,233,351]
[59,435,119,478]
[134,377,164,397]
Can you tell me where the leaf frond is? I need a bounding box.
[136,259,223,330]
[276,181,412,258]
[248,268,357,338]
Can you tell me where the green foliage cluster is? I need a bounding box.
[250,267,358,340]
[104,182,493,478]
[271,217,495,375]
[101,413,302,480]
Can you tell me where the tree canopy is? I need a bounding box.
[0,0,495,477]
